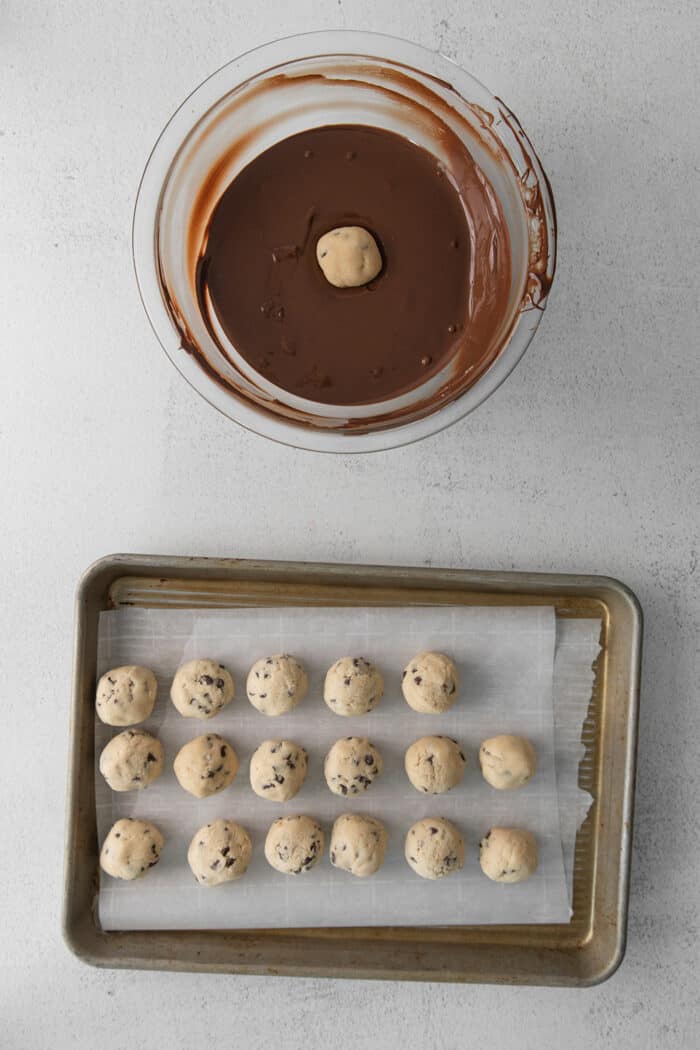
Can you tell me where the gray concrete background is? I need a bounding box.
[1,1,698,1046]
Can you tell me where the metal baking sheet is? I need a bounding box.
[63,555,642,985]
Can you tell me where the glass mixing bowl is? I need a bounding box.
[133,31,556,452]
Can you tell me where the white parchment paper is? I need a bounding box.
[95,605,597,930]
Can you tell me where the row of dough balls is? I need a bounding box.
[99,731,537,799]
[95,650,460,726]
[100,815,538,885]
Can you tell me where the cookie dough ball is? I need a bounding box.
[316,226,382,288]
[330,814,387,878]
[324,737,383,797]
[95,665,157,726]
[246,654,308,716]
[170,658,234,719]
[405,817,465,880]
[250,739,308,801]
[479,735,537,790]
[479,827,538,884]
[264,815,324,875]
[99,729,164,792]
[404,736,466,794]
[324,657,384,716]
[100,818,164,880]
[173,734,238,798]
[401,651,459,713]
[187,819,252,886]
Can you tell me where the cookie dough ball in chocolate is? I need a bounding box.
[95,665,158,726]
[264,815,324,875]
[324,737,383,796]
[405,817,465,880]
[479,827,538,884]
[401,651,459,713]
[170,658,234,719]
[250,739,308,801]
[479,735,537,790]
[404,736,466,794]
[330,814,387,878]
[324,657,384,716]
[99,729,164,792]
[100,818,164,880]
[316,226,382,288]
[173,733,238,798]
[246,654,308,716]
[187,819,252,886]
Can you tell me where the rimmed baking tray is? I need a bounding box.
[63,555,642,985]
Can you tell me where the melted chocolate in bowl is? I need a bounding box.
[142,40,556,447]
[200,125,511,406]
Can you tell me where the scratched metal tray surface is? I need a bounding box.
[63,555,642,985]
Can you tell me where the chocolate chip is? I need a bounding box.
[343,677,351,686]
[215,678,225,689]
[220,846,230,856]
[364,754,374,765]
[210,859,221,870]
[330,850,336,863]
[414,675,423,685]
[225,857,235,868]
[146,752,157,763]
[200,674,214,685]
[459,752,466,762]
[221,745,227,757]
[429,826,438,835]
[274,774,285,784]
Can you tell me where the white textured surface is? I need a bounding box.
[1,1,698,1047]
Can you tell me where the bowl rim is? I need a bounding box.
[132,29,556,454]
